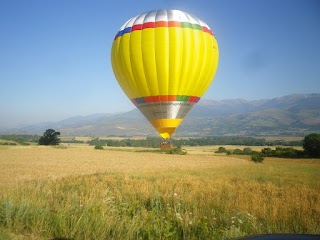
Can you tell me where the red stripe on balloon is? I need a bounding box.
[132,24,143,31]
[159,95,168,101]
[142,22,155,29]
[202,26,213,35]
[188,96,199,102]
[145,96,160,103]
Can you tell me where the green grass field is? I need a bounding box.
[0,145,319,239]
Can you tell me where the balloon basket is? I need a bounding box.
[160,141,173,151]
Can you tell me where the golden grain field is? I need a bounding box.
[0,145,246,187]
[0,145,319,239]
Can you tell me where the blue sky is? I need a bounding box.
[0,0,319,128]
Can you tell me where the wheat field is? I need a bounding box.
[0,145,319,239]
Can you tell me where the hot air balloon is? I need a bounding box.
[111,9,219,139]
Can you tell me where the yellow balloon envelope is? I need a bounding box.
[111,9,219,139]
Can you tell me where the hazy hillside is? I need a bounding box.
[2,94,319,137]
[180,94,320,136]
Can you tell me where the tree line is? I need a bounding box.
[87,136,302,148]
[2,130,320,158]
[0,133,306,148]
[215,133,320,158]
[0,134,39,145]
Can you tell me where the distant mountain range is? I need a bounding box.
[2,94,320,137]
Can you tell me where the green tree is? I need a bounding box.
[233,149,243,155]
[215,147,227,153]
[38,129,61,145]
[303,133,320,157]
[243,147,253,155]
[251,153,264,163]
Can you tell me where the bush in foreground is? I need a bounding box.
[251,154,264,163]
[166,146,187,155]
[94,145,104,150]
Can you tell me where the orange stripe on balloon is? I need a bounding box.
[168,21,182,27]
[155,21,168,27]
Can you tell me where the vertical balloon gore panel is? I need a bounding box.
[111,9,219,139]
